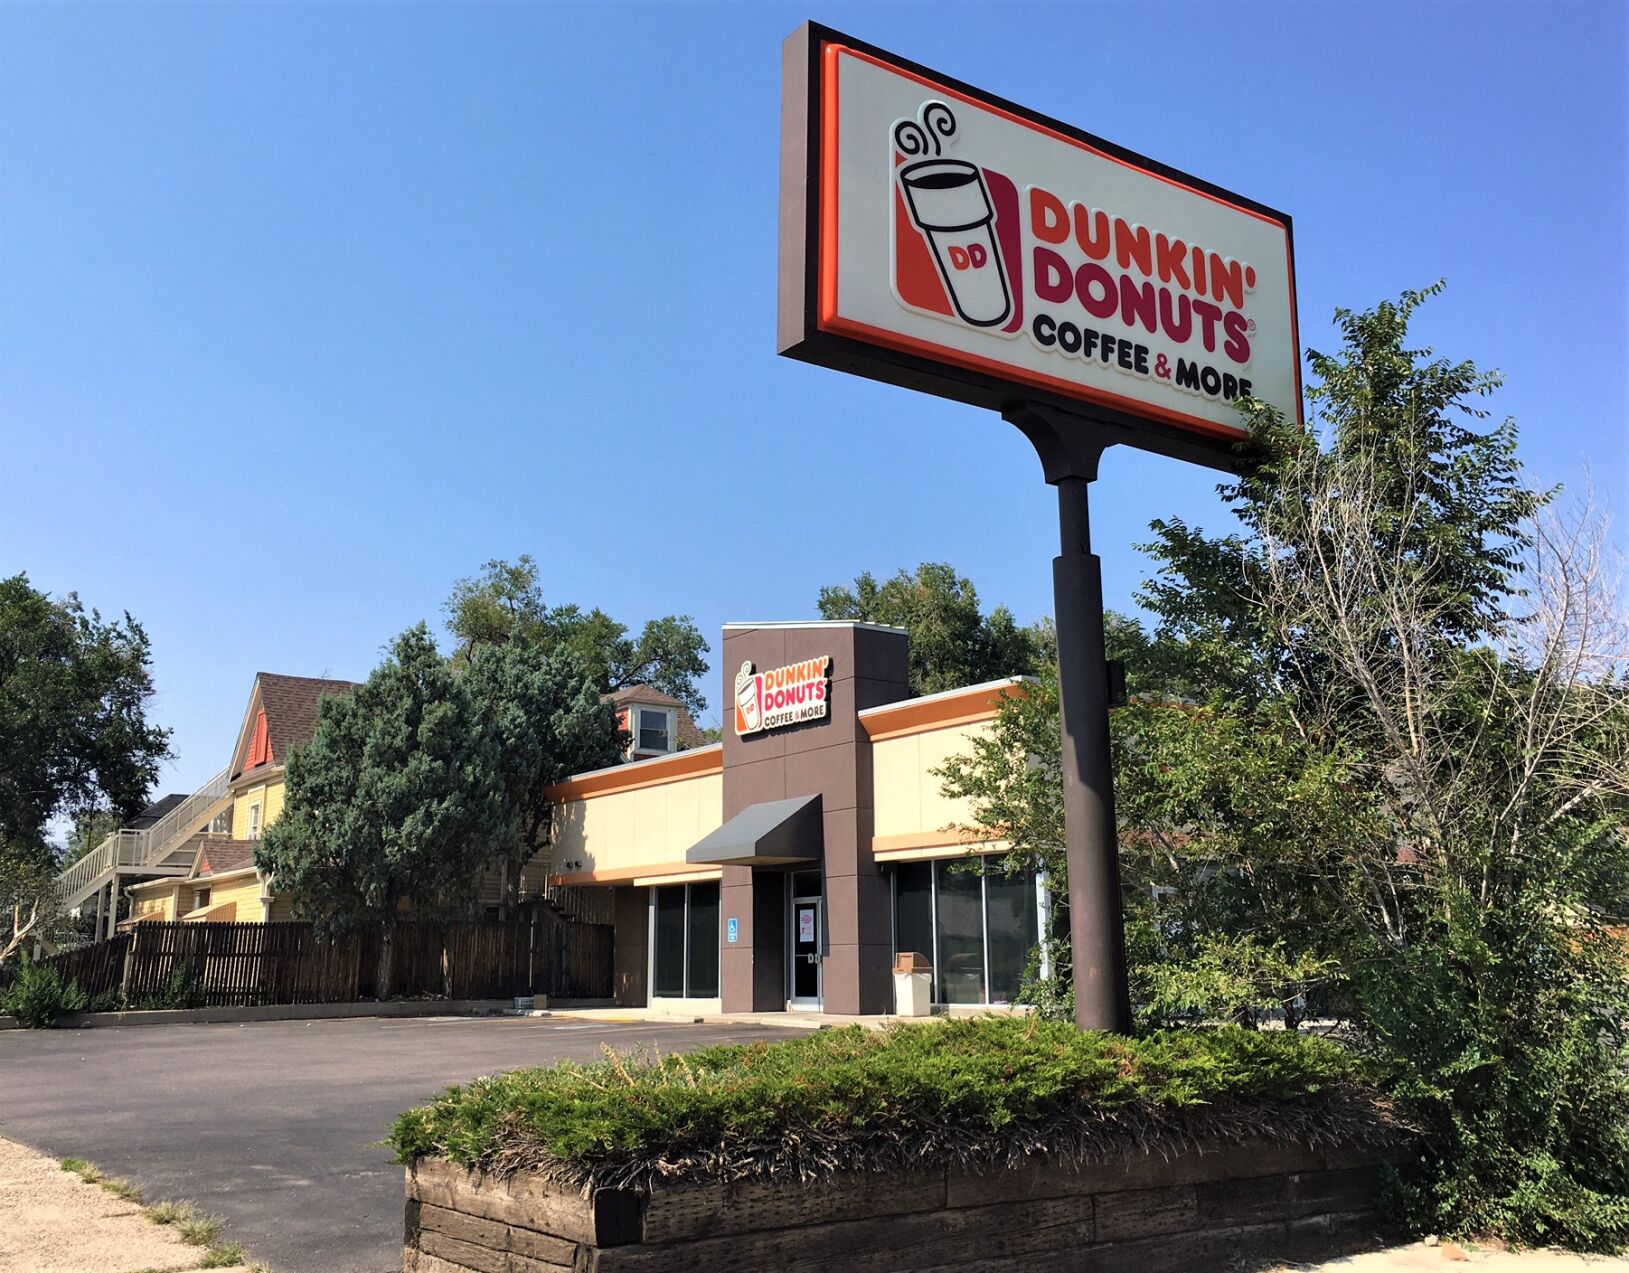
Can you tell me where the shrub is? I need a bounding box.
[389,1018,1405,1193]
[1359,932,1629,1253]
[134,965,205,1011]
[1,957,88,1028]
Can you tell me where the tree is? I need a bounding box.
[60,809,121,867]
[1,850,68,966]
[255,625,512,996]
[444,556,710,717]
[938,287,1629,1250]
[462,634,625,911]
[817,562,1042,695]
[0,574,171,872]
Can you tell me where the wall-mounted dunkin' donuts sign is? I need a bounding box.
[778,24,1302,461]
[734,657,831,737]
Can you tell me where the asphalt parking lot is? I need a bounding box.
[0,1014,785,1272]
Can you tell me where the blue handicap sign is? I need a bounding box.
[727,917,739,944]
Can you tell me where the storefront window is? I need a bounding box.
[985,869,1040,1004]
[653,887,687,997]
[686,881,719,998]
[891,859,1040,1006]
[894,862,934,967]
[935,865,985,1004]
[652,881,719,998]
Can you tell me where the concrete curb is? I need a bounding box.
[0,998,515,1030]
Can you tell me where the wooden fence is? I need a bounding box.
[33,909,612,1009]
[29,935,130,1001]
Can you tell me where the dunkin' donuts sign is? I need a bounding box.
[780,27,1302,449]
[735,657,831,736]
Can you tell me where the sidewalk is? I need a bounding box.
[545,1005,893,1029]
[0,1136,255,1273]
[1274,1241,1628,1271]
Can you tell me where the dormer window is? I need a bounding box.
[637,708,672,754]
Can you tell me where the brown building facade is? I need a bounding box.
[544,621,1042,1015]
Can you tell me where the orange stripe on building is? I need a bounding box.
[859,680,1026,741]
[546,746,722,803]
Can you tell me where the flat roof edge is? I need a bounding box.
[857,676,1029,717]
[722,620,910,635]
[556,743,722,788]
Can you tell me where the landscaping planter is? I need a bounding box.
[403,1134,1399,1272]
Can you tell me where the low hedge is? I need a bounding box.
[388,1017,1409,1192]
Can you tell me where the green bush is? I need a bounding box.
[133,965,205,1011]
[0,957,89,1028]
[1359,928,1629,1254]
[389,1018,1401,1192]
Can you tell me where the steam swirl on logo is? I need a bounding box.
[893,100,958,157]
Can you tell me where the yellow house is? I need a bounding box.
[124,673,359,927]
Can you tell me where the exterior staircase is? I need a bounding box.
[57,768,235,938]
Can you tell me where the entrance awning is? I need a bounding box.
[685,794,823,867]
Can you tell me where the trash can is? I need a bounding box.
[893,951,933,1017]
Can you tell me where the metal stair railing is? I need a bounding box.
[57,767,233,906]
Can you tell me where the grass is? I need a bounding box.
[57,1159,252,1268]
[59,1156,103,1184]
[60,1156,141,1203]
[146,1199,197,1226]
[148,1199,223,1246]
[101,1176,143,1202]
[389,1016,1409,1192]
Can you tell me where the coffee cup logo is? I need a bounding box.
[894,102,1012,329]
[734,661,762,735]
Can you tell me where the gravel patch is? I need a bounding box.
[1272,1240,1629,1271]
[0,1135,251,1273]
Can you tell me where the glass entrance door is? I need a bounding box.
[789,894,822,1009]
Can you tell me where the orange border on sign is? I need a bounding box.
[817,44,1305,440]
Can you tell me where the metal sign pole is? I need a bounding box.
[1007,404,1133,1034]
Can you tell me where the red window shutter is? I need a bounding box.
[246,710,272,768]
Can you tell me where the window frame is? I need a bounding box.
[635,707,673,755]
[889,857,1044,1007]
[248,802,262,839]
[648,881,720,1000]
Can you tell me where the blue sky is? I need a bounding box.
[3,1,1624,800]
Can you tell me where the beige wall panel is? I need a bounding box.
[872,735,922,838]
[872,721,992,840]
[549,773,724,877]
[918,723,983,837]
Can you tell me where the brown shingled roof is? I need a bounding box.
[195,839,259,877]
[235,673,360,777]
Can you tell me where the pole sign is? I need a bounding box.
[778,23,1301,464]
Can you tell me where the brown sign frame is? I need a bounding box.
[776,21,1302,472]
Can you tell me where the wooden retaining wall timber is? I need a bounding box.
[402,1136,1402,1273]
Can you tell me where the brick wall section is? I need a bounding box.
[402,1137,1399,1272]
